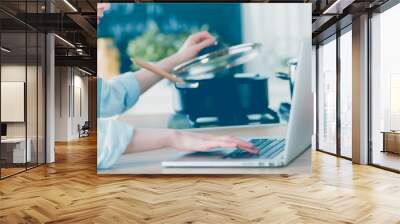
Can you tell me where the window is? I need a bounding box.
[339,29,352,158]
[370,2,400,171]
[389,74,400,130]
[317,37,337,155]
[316,26,353,159]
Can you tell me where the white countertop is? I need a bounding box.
[1,138,27,144]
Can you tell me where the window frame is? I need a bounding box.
[367,0,400,173]
[315,24,353,161]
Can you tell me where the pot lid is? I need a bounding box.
[173,42,262,79]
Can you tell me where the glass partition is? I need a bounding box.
[0,0,46,179]
[1,31,28,177]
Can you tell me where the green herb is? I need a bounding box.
[127,21,217,71]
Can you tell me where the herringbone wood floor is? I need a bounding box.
[1,135,400,224]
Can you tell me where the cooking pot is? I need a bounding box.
[172,43,279,126]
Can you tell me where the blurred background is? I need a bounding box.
[98,3,311,129]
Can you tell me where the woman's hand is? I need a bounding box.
[169,131,258,154]
[174,31,216,64]
[125,128,257,154]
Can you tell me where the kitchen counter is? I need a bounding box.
[118,112,282,129]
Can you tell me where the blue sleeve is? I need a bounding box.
[97,118,134,170]
[97,72,141,118]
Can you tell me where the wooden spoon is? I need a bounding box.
[132,58,185,84]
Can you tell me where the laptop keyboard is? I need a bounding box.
[223,138,285,159]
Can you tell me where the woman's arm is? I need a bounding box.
[134,31,215,94]
[98,31,215,117]
[124,128,258,154]
[98,31,215,118]
[97,74,141,117]
[98,123,257,170]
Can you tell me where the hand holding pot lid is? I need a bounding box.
[173,42,262,80]
[175,31,217,66]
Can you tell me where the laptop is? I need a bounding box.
[162,43,313,168]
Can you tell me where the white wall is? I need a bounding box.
[54,67,89,141]
[242,4,311,111]
[55,67,69,141]
[72,73,89,138]
[242,4,311,74]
